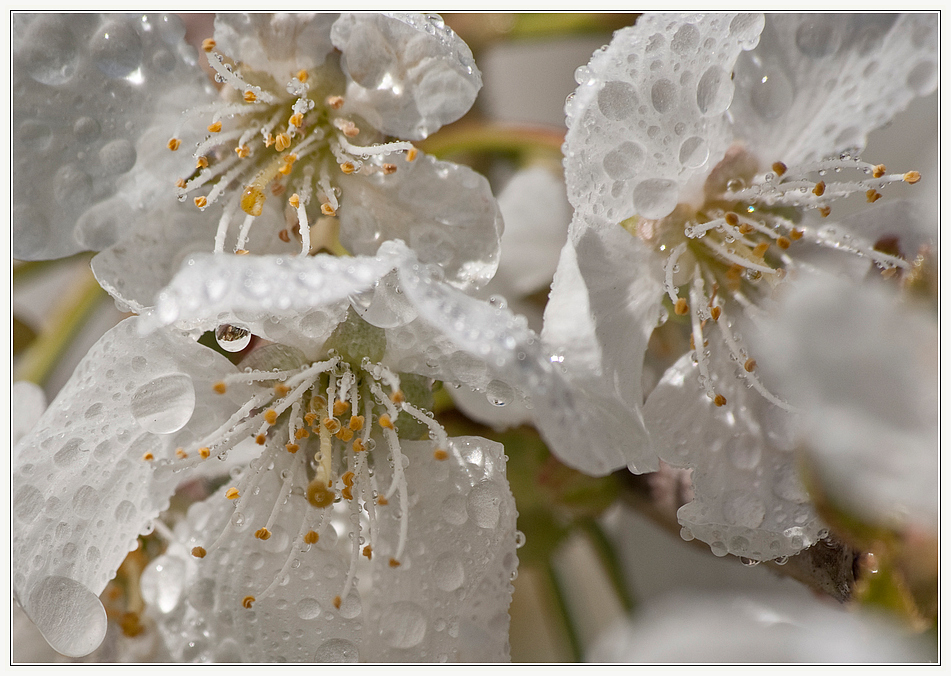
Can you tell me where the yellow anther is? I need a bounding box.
[201,38,216,53]
[777,236,791,250]
[323,417,341,434]
[226,487,240,500]
[340,162,355,174]
[341,471,355,488]
[389,558,401,568]
[289,113,304,128]
[243,90,257,103]
[274,133,291,152]
[752,242,770,258]
[166,138,181,151]
[265,134,275,148]
[812,181,826,197]
[278,162,294,176]
[333,400,349,417]
[295,428,310,440]
[724,212,739,226]
[872,164,886,178]
[349,415,365,431]
[882,267,899,280]
[378,414,394,430]
[196,156,209,169]
[286,442,300,454]
[406,147,418,162]
[333,596,342,609]
[142,453,154,462]
[362,545,372,560]
[818,206,832,218]
[305,411,319,425]
[341,486,353,501]
[176,448,188,459]
[352,438,366,453]
[199,448,210,459]
[191,546,207,559]
[771,161,787,177]
[744,358,757,372]
[714,394,727,407]
[235,249,250,255]
[342,122,359,138]
[434,448,448,461]
[254,527,272,541]
[790,228,804,241]
[264,409,278,425]
[738,223,755,235]
[382,163,397,175]
[327,95,344,110]
[306,480,336,508]
[194,196,207,209]
[255,433,266,445]
[866,189,882,203]
[674,298,689,316]
[242,596,255,609]
[241,185,265,216]
[289,193,300,209]
[903,171,921,184]
[175,178,187,189]
[235,144,250,158]
[320,203,336,216]
[304,530,319,545]
[336,427,354,443]
[297,70,308,83]
[710,306,721,322]
[274,383,291,397]
[278,229,291,244]
[389,390,405,404]
[377,495,389,506]
[213,381,227,394]
[207,121,222,133]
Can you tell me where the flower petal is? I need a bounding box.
[563,13,763,220]
[13,381,47,449]
[13,317,247,656]
[13,13,214,260]
[331,13,481,141]
[338,151,503,291]
[731,13,938,166]
[644,351,822,561]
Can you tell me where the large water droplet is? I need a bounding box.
[20,16,79,85]
[650,78,676,114]
[73,117,101,143]
[187,577,215,610]
[27,576,107,657]
[380,602,427,649]
[729,13,765,48]
[54,164,93,207]
[749,66,794,120]
[597,81,638,121]
[794,16,843,57]
[140,555,185,613]
[215,324,251,352]
[696,65,733,115]
[485,380,513,407]
[98,139,137,175]
[722,491,766,528]
[671,23,700,55]
[91,20,143,79]
[906,60,937,95]
[632,178,679,219]
[338,591,362,619]
[602,141,646,181]
[297,597,322,620]
[14,483,44,522]
[433,553,465,592]
[467,481,502,529]
[130,372,196,434]
[727,434,761,470]
[314,638,359,662]
[20,120,52,151]
[772,464,809,503]
[678,136,709,168]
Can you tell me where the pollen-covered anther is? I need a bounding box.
[881,267,899,280]
[710,306,722,322]
[226,487,240,500]
[254,527,272,541]
[289,113,304,128]
[327,95,344,110]
[274,384,291,398]
[274,133,291,153]
[285,442,300,453]
[903,171,921,184]
[235,144,250,158]
[377,495,389,506]
[320,203,336,216]
[724,212,739,226]
[255,433,266,445]
[199,448,210,459]
[382,163,397,175]
[866,189,883,203]
[752,242,770,258]
[243,91,257,103]
[175,448,188,459]
[201,38,216,53]
[207,121,222,133]
[304,412,318,426]
[872,164,887,178]
[406,147,418,162]
[771,161,787,177]
[304,530,319,545]
[296,69,308,83]
[235,249,250,255]
[362,545,372,560]
[352,438,366,453]
[389,558,401,568]
[194,196,207,209]
[332,400,349,416]
[264,409,279,425]
[333,596,342,609]
[777,236,791,250]
[323,417,341,433]
[196,156,210,170]
[213,381,227,394]
[819,206,832,218]
[288,193,300,209]
[738,223,755,235]
[306,479,336,508]
[378,413,394,429]
[265,134,275,148]
[175,178,187,189]
[812,181,826,197]
[790,228,804,241]
[341,471,355,488]
[674,298,689,316]
[389,390,405,404]
[192,546,207,559]
[242,596,255,609]
[714,394,727,407]
[348,415,365,431]
[241,185,265,217]
[744,358,757,372]
[295,428,310,440]
[142,453,154,462]
[434,448,448,461]
[166,138,181,151]
[341,486,353,500]
[336,428,354,443]
[278,229,291,243]
[340,162,355,175]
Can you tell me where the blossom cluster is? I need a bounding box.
[12,12,937,663]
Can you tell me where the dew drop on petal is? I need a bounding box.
[633,178,679,219]
[130,373,196,434]
[98,139,137,175]
[794,16,843,57]
[485,379,513,407]
[21,16,79,85]
[749,67,794,120]
[729,13,765,49]
[27,576,107,658]
[433,553,465,592]
[696,65,733,115]
[314,638,359,662]
[650,78,676,114]
[597,80,638,120]
[297,597,322,620]
[603,141,646,180]
[140,556,185,614]
[678,136,709,168]
[671,23,700,55]
[380,602,427,649]
[906,60,937,95]
[90,20,143,79]
[467,481,502,529]
[723,491,766,528]
[215,324,251,352]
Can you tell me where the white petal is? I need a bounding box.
[731,14,938,166]
[13,381,47,449]
[564,13,763,220]
[338,152,502,291]
[13,13,214,260]
[214,13,337,84]
[644,351,822,561]
[758,273,937,531]
[331,13,481,141]
[13,317,247,657]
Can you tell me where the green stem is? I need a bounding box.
[580,518,636,613]
[14,269,107,386]
[418,123,566,161]
[546,560,584,662]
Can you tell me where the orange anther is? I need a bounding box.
[320,203,336,216]
[710,306,721,322]
[389,390,405,404]
[674,298,689,316]
[289,194,300,209]
[235,145,250,158]
[349,415,365,431]
[341,471,355,488]
[382,163,397,175]
[142,453,154,462]
[389,558,401,568]
[341,486,353,500]
[175,448,188,459]
[866,189,882,203]
[724,212,739,226]
[744,358,757,372]
[790,228,804,241]
[194,196,207,208]
[254,527,272,541]
[297,70,308,83]
[752,242,769,258]
[812,181,825,197]
[327,95,344,110]
[264,409,278,425]
[336,428,354,443]
[323,417,341,433]
[333,596,342,609]
[340,162,355,174]
[166,138,181,151]
[255,433,266,445]
[275,133,291,152]
[207,121,222,133]
[213,381,227,394]
[274,384,291,397]
[333,400,349,417]
[191,547,206,559]
[406,147,418,162]
[378,414,394,429]
[175,178,187,189]
[362,545,372,560]
[285,442,300,454]
[243,91,257,103]
[771,161,787,177]
[289,113,304,128]
[714,394,727,407]
[295,428,310,440]
[903,171,921,184]
[872,164,886,178]
[226,487,240,500]
[738,223,755,235]
[242,596,255,609]
[777,236,791,250]
[434,448,448,461]
[819,206,832,218]
[196,156,209,169]
[199,448,210,459]
[352,438,366,453]
[303,530,319,545]
[201,38,216,53]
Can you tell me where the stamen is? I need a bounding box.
[192,547,206,558]
[201,38,215,53]
[167,138,181,151]
[663,242,688,304]
[226,487,240,500]
[208,121,222,133]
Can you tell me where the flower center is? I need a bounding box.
[166,40,418,256]
[630,146,921,408]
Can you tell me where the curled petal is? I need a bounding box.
[332,13,481,140]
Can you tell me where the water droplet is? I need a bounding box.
[696,65,733,115]
[98,139,137,175]
[14,483,44,522]
[215,324,251,352]
[433,553,465,592]
[514,530,527,548]
[680,526,694,541]
[602,141,646,180]
[338,591,362,619]
[749,66,794,120]
[54,164,93,207]
[678,136,709,168]
[710,541,728,557]
[130,373,196,434]
[739,556,760,567]
[906,60,937,95]
[671,23,700,55]
[650,78,676,114]
[729,13,765,48]
[723,491,766,528]
[19,120,52,151]
[296,597,321,620]
[27,576,107,657]
[633,178,679,219]
[774,555,789,566]
[91,20,143,79]
[467,481,502,529]
[314,638,359,662]
[379,602,427,649]
[794,16,843,57]
[485,379,513,407]
[20,16,79,85]
[597,80,638,120]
